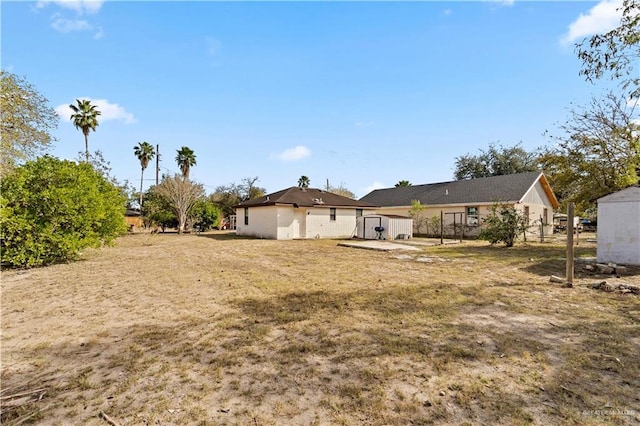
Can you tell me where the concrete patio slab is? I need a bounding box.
[338,240,422,252]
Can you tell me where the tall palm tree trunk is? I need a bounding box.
[84,133,89,162]
[139,168,145,208]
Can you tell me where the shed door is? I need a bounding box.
[363,217,382,240]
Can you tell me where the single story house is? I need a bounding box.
[235,187,377,240]
[597,186,640,265]
[359,171,559,238]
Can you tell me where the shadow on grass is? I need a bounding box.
[196,231,252,241]
[4,284,639,425]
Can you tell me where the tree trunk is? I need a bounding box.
[139,168,144,208]
[178,214,186,234]
[84,133,89,162]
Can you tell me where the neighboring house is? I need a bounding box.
[359,171,559,238]
[597,186,640,265]
[235,187,377,240]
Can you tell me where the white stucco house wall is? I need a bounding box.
[359,171,559,238]
[235,187,377,240]
[597,186,640,265]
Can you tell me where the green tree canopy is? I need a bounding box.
[395,180,412,187]
[0,156,127,267]
[191,198,222,231]
[141,185,178,231]
[576,0,640,98]
[539,91,640,215]
[211,177,266,217]
[453,142,538,180]
[175,146,196,179]
[69,99,101,162]
[0,71,58,177]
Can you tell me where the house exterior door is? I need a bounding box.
[292,210,306,239]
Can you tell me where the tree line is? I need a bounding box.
[1,0,638,262]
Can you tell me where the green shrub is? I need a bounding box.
[478,203,527,247]
[1,156,127,267]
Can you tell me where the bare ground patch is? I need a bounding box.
[1,234,639,425]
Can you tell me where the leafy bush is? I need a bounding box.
[478,203,527,247]
[191,198,221,231]
[1,156,127,267]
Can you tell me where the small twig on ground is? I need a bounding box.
[12,404,51,426]
[0,388,47,401]
[100,410,121,426]
[597,354,623,366]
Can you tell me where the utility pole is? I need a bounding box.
[156,144,160,186]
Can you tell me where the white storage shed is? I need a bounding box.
[597,186,640,266]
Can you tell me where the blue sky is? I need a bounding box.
[2,0,624,198]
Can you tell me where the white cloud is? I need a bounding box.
[627,97,639,109]
[94,26,104,39]
[443,9,452,16]
[355,121,375,127]
[55,98,136,124]
[50,13,91,33]
[36,0,104,15]
[363,181,386,195]
[561,0,623,45]
[273,145,311,161]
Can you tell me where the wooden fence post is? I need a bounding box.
[566,203,574,285]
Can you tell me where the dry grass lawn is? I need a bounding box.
[1,232,639,425]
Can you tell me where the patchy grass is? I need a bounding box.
[1,232,639,425]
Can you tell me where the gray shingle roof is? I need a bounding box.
[359,171,549,206]
[237,187,378,208]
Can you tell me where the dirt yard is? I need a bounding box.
[1,232,639,425]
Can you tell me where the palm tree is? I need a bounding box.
[395,180,412,187]
[69,99,101,162]
[134,142,155,207]
[298,175,310,188]
[175,146,196,179]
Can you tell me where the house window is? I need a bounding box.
[524,206,530,225]
[244,207,249,225]
[330,208,336,221]
[466,206,479,226]
[543,208,548,225]
[356,209,363,217]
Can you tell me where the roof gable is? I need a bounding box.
[360,172,559,208]
[238,187,378,208]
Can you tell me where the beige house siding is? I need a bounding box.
[376,201,553,238]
